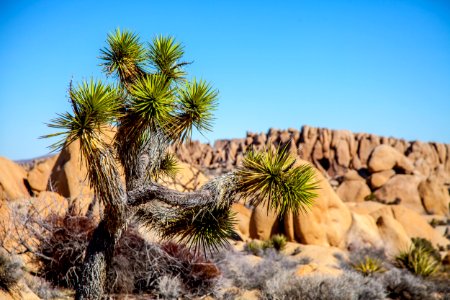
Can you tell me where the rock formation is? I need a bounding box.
[173,125,450,216]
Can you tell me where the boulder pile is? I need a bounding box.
[0,125,448,260]
[174,125,450,216]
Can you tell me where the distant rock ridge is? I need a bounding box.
[174,125,450,180]
[174,125,450,216]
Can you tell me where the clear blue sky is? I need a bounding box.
[1,0,449,160]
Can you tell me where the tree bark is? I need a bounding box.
[75,200,127,300]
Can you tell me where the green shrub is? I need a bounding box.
[270,234,287,251]
[364,193,377,201]
[244,240,263,256]
[352,256,385,276]
[396,242,440,277]
[246,235,287,256]
[0,248,23,293]
[411,237,441,262]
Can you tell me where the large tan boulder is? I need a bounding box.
[0,157,30,201]
[357,134,380,166]
[407,141,440,176]
[231,203,252,239]
[249,203,279,240]
[373,174,424,213]
[27,155,58,192]
[418,175,449,216]
[336,180,371,203]
[348,202,449,252]
[368,144,414,173]
[291,160,352,248]
[48,140,92,200]
[375,214,412,257]
[346,201,386,215]
[370,169,395,189]
[391,205,449,248]
[346,212,383,250]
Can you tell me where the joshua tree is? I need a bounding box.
[45,29,319,299]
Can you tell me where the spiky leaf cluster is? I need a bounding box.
[151,153,179,180]
[172,79,218,141]
[148,35,187,82]
[396,243,441,277]
[100,28,147,85]
[44,79,122,154]
[236,145,319,216]
[352,256,385,276]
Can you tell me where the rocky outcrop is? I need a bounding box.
[0,125,447,261]
[0,157,30,200]
[48,140,93,200]
[27,155,58,193]
[248,160,353,248]
[174,125,450,217]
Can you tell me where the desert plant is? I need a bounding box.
[160,241,221,295]
[352,256,385,276]
[396,243,440,277]
[269,234,287,251]
[24,275,66,300]
[364,193,377,201]
[244,240,264,256]
[0,248,23,293]
[218,248,299,292]
[157,275,182,300]
[44,28,319,299]
[411,237,441,262]
[262,271,386,300]
[379,268,433,300]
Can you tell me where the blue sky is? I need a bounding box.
[1,0,449,160]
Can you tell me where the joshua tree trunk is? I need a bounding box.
[75,220,122,299]
[75,192,128,300]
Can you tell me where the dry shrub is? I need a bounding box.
[262,271,386,300]
[161,242,221,294]
[36,213,96,288]
[0,248,23,293]
[379,268,432,300]
[29,210,220,297]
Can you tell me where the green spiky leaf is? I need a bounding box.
[236,145,319,216]
[136,204,237,254]
[171,79,218,141]
[43,79,122,154]
[148,35,187,82]
[151,152,179,180]
[127,74,174,129]
[100,28,147,85]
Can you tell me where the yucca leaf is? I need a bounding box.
[148,35,188,82]
[42,79,122,154]
[170,79,218,141]
[100,28,147,85]
[127,74,175,129]
[151,152,179,180]
[136,204,236,254]
[235,145,319,216]
[43,79,124,204]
